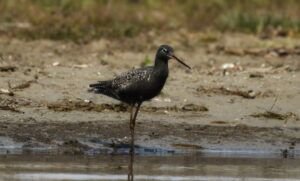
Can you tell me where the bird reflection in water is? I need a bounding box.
[127,148,134,181]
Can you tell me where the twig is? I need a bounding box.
[0,65,17,72]
[269,96,278,112]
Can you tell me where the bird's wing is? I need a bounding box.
[112,67,153,90]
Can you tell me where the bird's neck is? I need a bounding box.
[154,57,168,69]
[154,57,169,78]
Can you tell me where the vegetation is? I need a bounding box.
[0,0,300,42]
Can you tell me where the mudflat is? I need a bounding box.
[0,33,299,156]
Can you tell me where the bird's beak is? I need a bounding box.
[168,53,191,69]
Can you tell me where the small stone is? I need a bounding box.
[52,62,60,66]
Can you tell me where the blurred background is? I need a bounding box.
[1,0,300,42]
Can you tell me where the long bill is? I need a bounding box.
[169,54,191,69]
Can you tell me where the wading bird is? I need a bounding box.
[89,45,191,153]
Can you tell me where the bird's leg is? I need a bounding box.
[129,103,135,154]
[129,104,134,130]
[128,104,135,180]
[132,102,141,131]
[129,102,142,154]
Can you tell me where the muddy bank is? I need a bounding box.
[0,34,300,156]
[1,110,300,157]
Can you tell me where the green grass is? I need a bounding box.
[0,0,300,42]
[218,10,300,33]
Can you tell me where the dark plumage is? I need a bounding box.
[89,45,191,153]
[89,45,190,103]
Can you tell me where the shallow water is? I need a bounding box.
[1,153,300,181]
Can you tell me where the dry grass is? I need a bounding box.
[0,0,300,42]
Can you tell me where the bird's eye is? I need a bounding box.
[162,48,168,53]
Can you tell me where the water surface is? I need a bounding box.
[1,154,300,181]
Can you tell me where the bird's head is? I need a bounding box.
[156,45,191,69]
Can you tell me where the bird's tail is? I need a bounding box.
[89,81,120,100]
[88,81,111,94]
